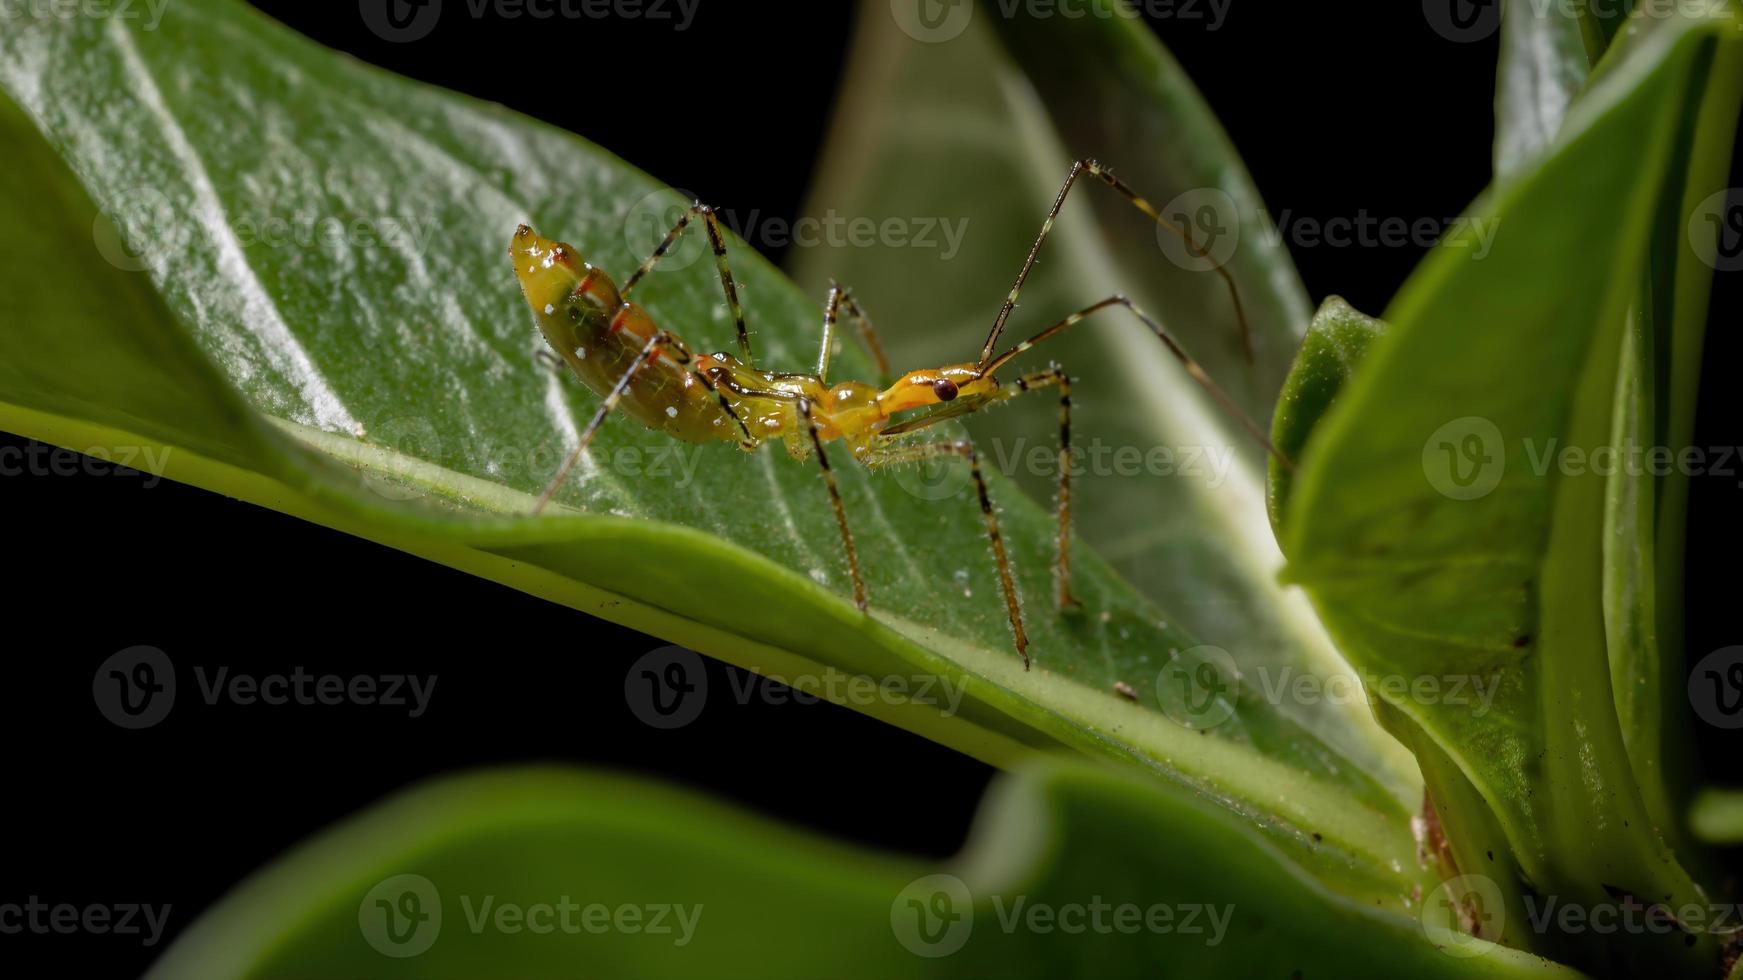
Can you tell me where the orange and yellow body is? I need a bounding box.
[511,225,994,460]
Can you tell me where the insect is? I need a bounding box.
[511,159,1289,670]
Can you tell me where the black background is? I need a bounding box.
[4,3,1739,976]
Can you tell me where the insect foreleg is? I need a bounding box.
[622,200,753,364]
[976,158,1253,369]
[878,369,1078,612]
[867,437,1030,668]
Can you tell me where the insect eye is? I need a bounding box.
[932,379,959,402]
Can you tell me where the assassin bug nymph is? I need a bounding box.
[512,159,1290,670]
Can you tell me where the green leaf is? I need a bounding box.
[1266,296,1386,533]
[1283,10,1740,973]
[791,0,1422,827]
[148,758,1587,978]
[0,0,1424,912]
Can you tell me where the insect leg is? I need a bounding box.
[1009,368,1076,610]
[534,329,754,513]
[797,396,869,613]
[876,370,1077,611]
[815,281,892,385]
[622,201,754,364]
[868,437,1030,668]
[983,295,1291,472]
[976,158,1252,369]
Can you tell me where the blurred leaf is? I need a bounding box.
[1283,11,1740,973]
[148,759,1587,979]
[1690,789,1743,845]
[0,0,1428,913]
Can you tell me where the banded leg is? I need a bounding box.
[622,201,753,364]
[976,158,1252,369]
[868,438,1030,668]
[984,295,1292,472]
[533,328,754,513]
[1008,369,1076,610]
[798,396,869,612]
[816,280,892,384]
[879,369,1078,612]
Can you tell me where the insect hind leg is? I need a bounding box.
[534,329,754,513]
[622,200,754,364]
